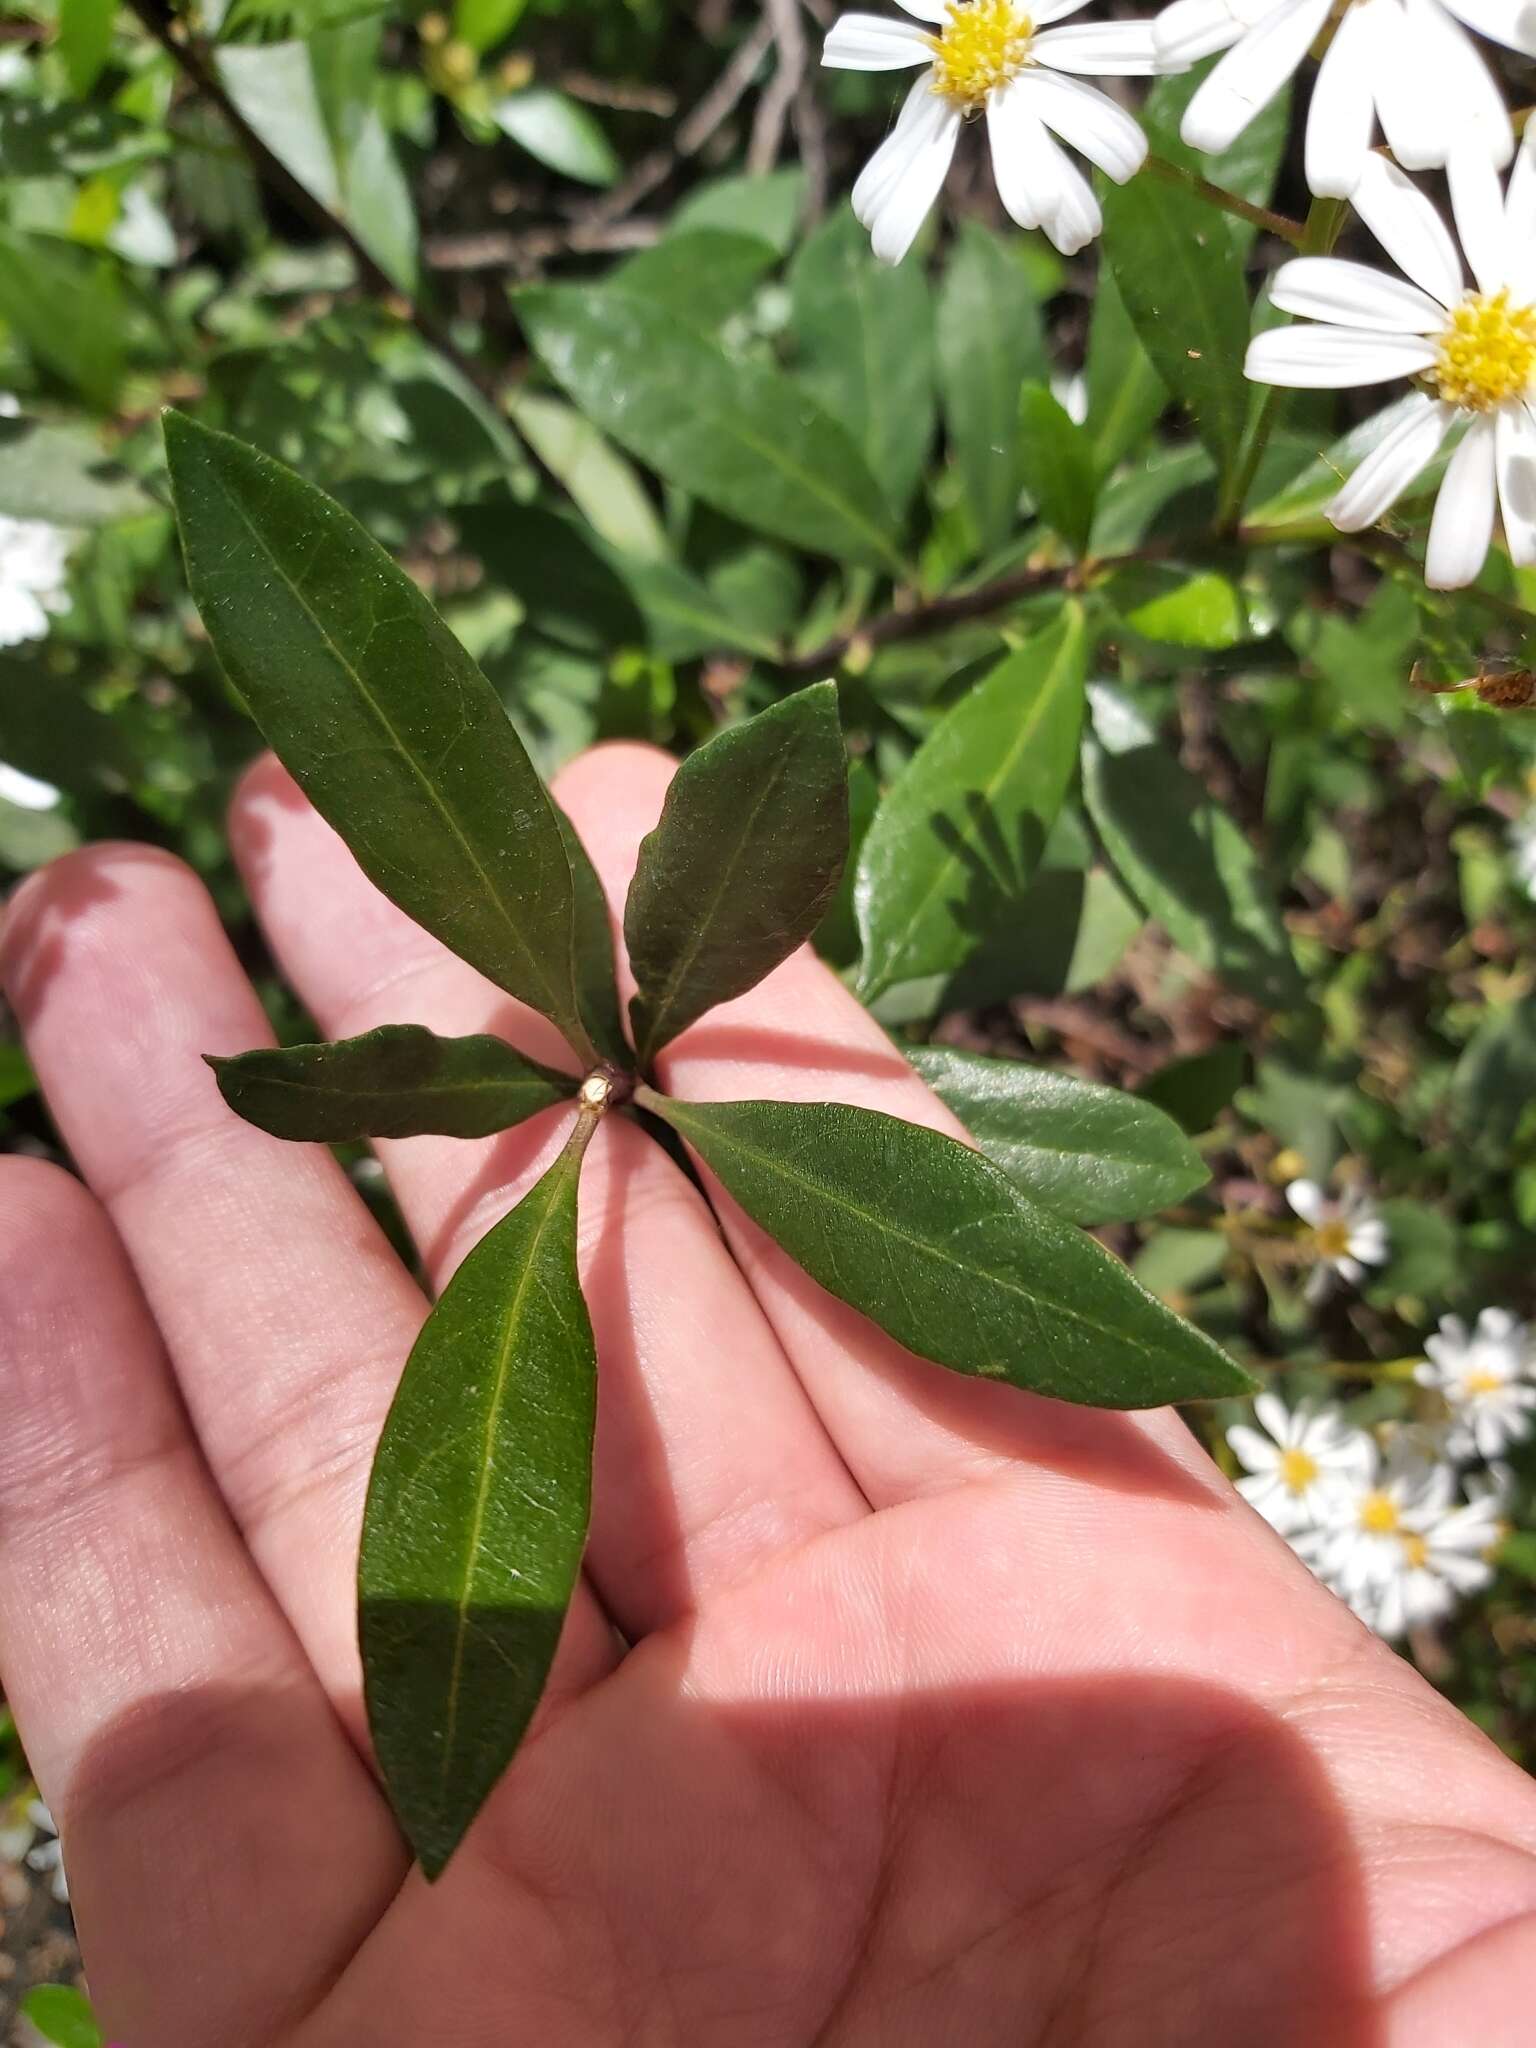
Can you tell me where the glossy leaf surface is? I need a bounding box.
[164,412,606,1063]
[209,1024,576,1143]
[855,609,1087,1001]
[626,682,848,1066]
[908,1045,1209,1225]
[649,1093,1251,1408]
[360,1121,596,1878]
[517,286,902,570]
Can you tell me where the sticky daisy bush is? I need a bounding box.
[11,0,1536,1998]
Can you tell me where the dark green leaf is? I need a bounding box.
[1100,173,1251,485]
[517,286,902,571]
[1084,270,1166,477]
[1139,1043,1248,1136]
[494,89,619,187]
[59,0,116,98]
[612,229,778,332]
[646,1093,1251,1407]
[0,661,133,793]
[936,222,1047,554]
[1015,384,1096,557]
[361,1121,596,1878]
[1107,563,1251,649]
[1141,68,1292,255]
[163,412,596,1063]
[1083,688,1302,1009]
[555,802,632,1072]
[907,1045,1209,1224]
[208,1024,576,1142]
[789,209,935,515]
[625,682,848,1066]
[459,498,647,655]
[855,608,1087,1000]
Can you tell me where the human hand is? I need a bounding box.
[3,744,1535,2047]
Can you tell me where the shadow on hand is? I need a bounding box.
[63,1651,1385,2046]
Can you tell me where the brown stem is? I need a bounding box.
[125,0,497,400]
[778,547,1170,674]
[1142,153,1306,248]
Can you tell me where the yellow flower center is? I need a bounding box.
[1279,1447,1319,1494]
[1402,1532,1429,1569]
[1463,1369,1505,1395]
[1311,1219,1353,1261]
[926,0,1034,106]
[1433,291,1536,413]
[1360,1490,1400,1535]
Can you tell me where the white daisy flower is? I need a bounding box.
[1153,0,1529,201]
[0,513,71,648]
[1355,1489,1504,1639]
[1415,1307,1536,1460]
[24,1799,67,1905]
[1285,1177,1390,1300]
[1306,1448,1457,1614]
[1051,368,1090,423]
[822,0,1170,264]
[1246,142,1536,591]
[1228,1391,1376,1534]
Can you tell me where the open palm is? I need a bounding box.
[3,744,1535,2047]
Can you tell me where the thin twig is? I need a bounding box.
[124,0,496,398]
[779,548,1168,673]
[1143,152,1305,248]
[749,0,807,173]
[425,220,662,271]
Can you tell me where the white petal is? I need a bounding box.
[894,0,947,20]
[1407,0,1513,167]
[1154,0,1267,64]
[1245,324,1439,388]
[1252,1390,1294,1446]
[1269,257,1446,334]
[1427,413,1498,588]
[1229,1423,1283,1473]
[986,88,1051,229]
[1335,1255,1365,1287]
[1013,69,1147,184]
[1497,404,1536,568]
[853,80,960,265]
[852,73,941,217]
[823,12,935,69]
[1371,0,1448,171]
[1441,0,1536,58]
[1302,2,1377,199]
[1448,139,1510,296]
[1285,1179,1327,1225]
[1179,0,1330,154]
[1350,154,1464,307]
[1032,0,1092,22]
[1507,128,1536,297]
[1033,20,1166,73]
[1038,147,1101,255]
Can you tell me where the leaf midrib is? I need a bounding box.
[205,466,577,1042]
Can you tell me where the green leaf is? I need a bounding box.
[1107,564,1251,649]
[671,168,805,253]
[163,412,599,1064]
[20,1987,101,2048]
[855,608,1087,1000]
[1084,270,1166,477]
[612,228,778,332]
[0,229,123,409]
[645,1093,1251,1407]
[0,661,133,793]
[217,41,344,210]
[1100,173,1252,486]
[1140,1043,1248,1136]
[625,682,848,1066]
[1141,67,1292,254]
[361,1118,596,1878]
[505,391,669,563]
[1083,688,1302,1010]
[1015,383,1096,557]
[208,1024,576,1143]
[494,88,619,187]
[0,414,151,525]
[454,0,528,53]
[936,222,1047,554]
[59,0,116,97]
[555,801,632,1072]
[907,1045,1209,1225]
[517,286,902,571]
[788,208,935,516]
